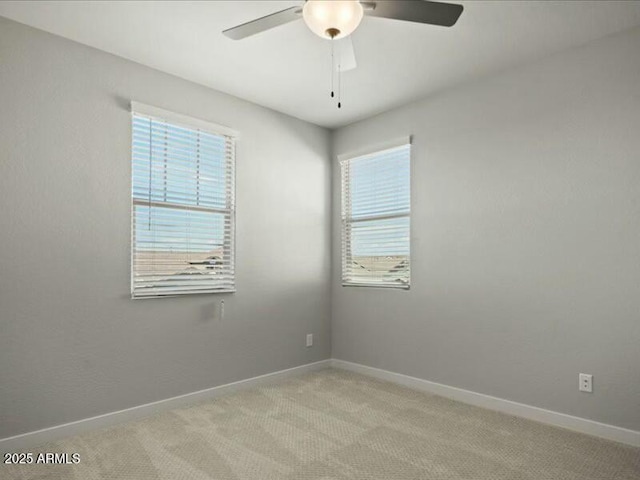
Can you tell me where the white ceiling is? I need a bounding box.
[2,1,640,129]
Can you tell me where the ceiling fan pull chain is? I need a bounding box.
[338,63,342,109]
[331,40,335,98]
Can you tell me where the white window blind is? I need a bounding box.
[131,103,236,298]
[341,142,411,288]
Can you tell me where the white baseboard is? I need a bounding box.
[3,358,638,451]
[331,359,640,447]
[0,359,331,452]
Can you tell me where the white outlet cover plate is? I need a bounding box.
[579,373,593,392]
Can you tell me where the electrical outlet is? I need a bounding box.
[306,334,313,347]
[579,373,593,393]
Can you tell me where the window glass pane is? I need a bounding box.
[350,216,410,257]
[132,117,229,210]
[134,206,226,252]
[350,151,410,219]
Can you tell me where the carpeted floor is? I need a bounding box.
[2,368,639,479]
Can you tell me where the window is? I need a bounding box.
[341,140,411,288]
[131,103,236,298]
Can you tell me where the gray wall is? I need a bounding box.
[0,17,331,439]
[332,26,640,431]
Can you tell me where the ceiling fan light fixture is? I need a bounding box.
[303,0,364,40]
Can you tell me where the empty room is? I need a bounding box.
[1,1,639,479]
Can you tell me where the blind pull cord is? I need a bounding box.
[148,119,153,230]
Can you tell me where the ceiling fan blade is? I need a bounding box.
[223,6,302,40]
[365,0,463,27]
[335,35,357,72]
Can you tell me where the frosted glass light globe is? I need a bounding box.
[303,0,364,40]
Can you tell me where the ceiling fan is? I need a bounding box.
[223,1,463,41]
[223,1,463,107]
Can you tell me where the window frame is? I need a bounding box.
[130,102,238,299]
[339,137,412,290]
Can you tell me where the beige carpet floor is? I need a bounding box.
[2,368,639,479]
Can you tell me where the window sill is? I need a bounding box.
[341,283,410,290]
